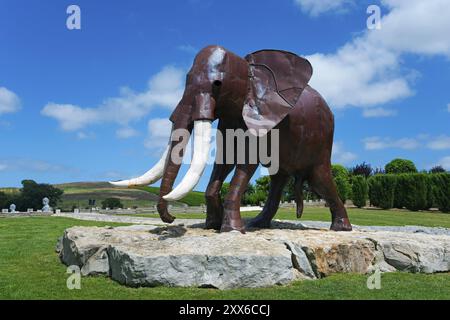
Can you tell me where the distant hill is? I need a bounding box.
[1,181,206,210]
[54,182,205,210]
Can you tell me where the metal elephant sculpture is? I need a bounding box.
[111,45,352,233]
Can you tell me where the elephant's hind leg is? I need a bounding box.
[309,164,352,231]
[247,172,290,229]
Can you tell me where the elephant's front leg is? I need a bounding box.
[221,164,258,233]
[205,162,235,230]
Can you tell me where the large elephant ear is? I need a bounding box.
[243,50,313,136]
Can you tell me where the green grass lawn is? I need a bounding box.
[133,186,205,206]
[0,215,449,299]
[131,207,450,228]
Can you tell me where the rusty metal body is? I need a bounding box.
[156,45,352,232]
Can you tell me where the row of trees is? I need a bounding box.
[364,173,449,212]
[0,180,64,211]
[331,159,449,213]
[221,159,449,213]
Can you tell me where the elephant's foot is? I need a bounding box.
[220,211,245,234]
[246,215,272,229]
[205,218,222,230]
[157,203,176,224]
[205,207,223,230]
[330,217,352,231]
[220,222,246,234]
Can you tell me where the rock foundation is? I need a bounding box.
[57,223,450,289]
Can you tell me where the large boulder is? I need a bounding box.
[57,224,450,289]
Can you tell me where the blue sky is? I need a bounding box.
[1,0,449,189]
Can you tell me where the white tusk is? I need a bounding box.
[109,145,170,187]
[163,120,212,201]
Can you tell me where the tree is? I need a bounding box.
[255,176,271,195]
[429,166,446,174]
[241,183,258,205]
[368,175,397,209]
[351,175,368,208]
[331,164,352,203]
[350,162,373,178]
[14,180,64,211]
[220,182,230,200]
[101,198,123,209]
[0,191,10,209]
[385,159,417,174]
[400,174,428,211]
[430,173,450,213]
[280,177,296,202]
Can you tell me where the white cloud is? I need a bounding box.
[305,0,450,113]
[75,131,96,140]
[144,118,172,149]
[294,0,355,16]
[41,66,184,132]
[177,44,198,55]
[362,107,397,118]
[0,158,67,172]
[332,141,357,164]
[0,87,21,115]
[436,156,450,170]
[427,135,450,150]
[116,127,139,139]
[42,104,98,131]
[363,137,420,150]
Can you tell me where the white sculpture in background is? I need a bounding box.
[42,197,52,213]
[9,204,16,213]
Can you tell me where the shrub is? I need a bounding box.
[430,173,450,213]
[393,174,408,209]
[332,164,352,203]
[400,174,428,211]
[331,164,349,179]
[242,190,267,206]
[101,198,123,209]
[350,162,373,178]
[0,192,10,209]
[4,180,64,211]
[220,182,230,200]
[429,166,446,174]
[425,175,434,210]
[255,176,270,195]
[368,175,397,209]
[351,175,368,208]
[334,176,351,203]
[385,159,417,174]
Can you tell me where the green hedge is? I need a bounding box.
[332,164,351,203]
[430,173,450,212]
[400,174,429,211]
[368,172,448,212]
[351,175,368,208]
[368,175,397,209]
